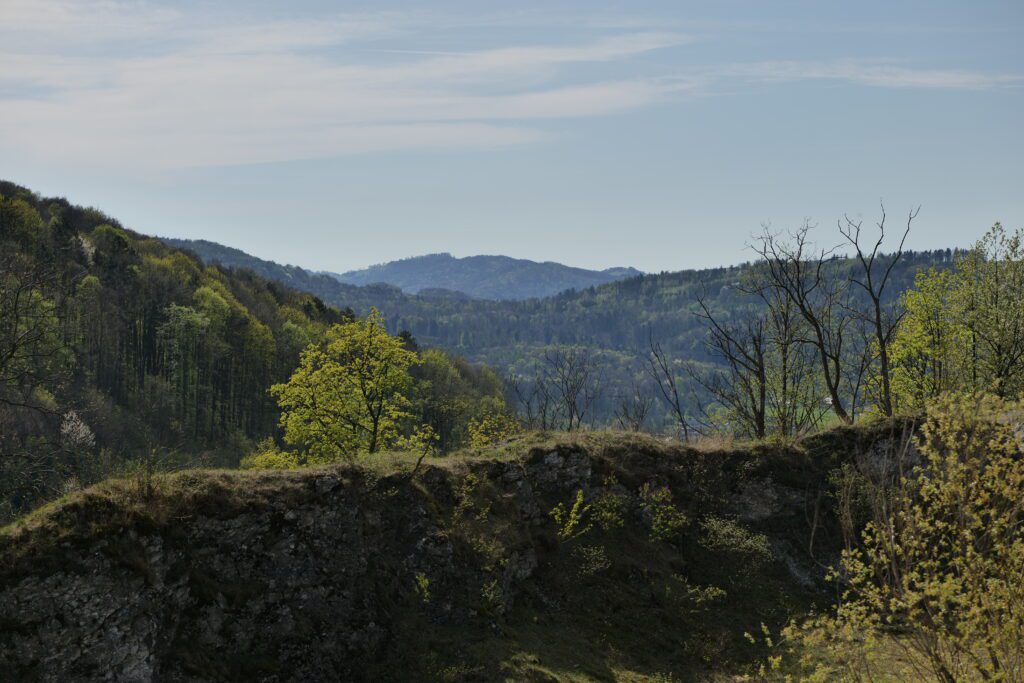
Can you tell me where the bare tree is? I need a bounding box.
[509,368,560,431]
[690,295,769,438]
[752,223,859,423]
[838,203,918,416]
[644,330,693,441]
[614,380,654,432]
[742,276,828,438]
[543,347,604,431]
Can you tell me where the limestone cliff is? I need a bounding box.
[0,426,912,681]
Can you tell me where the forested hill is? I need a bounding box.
[326,252,642,299]
[0,181,352,519]
[163,239,642,301]
[158,237,368,304]
[164,233,956,375]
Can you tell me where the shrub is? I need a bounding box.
[550,489,592,541]
[467,411,522,449]
[640,483,688,543]
[573,544,611,578]
[699,516,771,570]
[759,394,1024,682]
[591,476,629,532]
[414,572,431,604]
[240,438,300,470]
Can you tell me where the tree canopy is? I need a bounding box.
[271,309,419,458]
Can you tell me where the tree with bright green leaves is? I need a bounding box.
[271,308,418,459]
[889,267,960,410]
[954,223,1024,397]
[889,223,1024,410]
[0,254,68,413]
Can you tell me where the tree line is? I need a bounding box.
[587,210,1022,442]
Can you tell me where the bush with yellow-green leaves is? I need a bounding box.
[756,393,1024,682]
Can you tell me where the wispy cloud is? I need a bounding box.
[719,60,1022,90]
[0,1,1017,169]
[0,1,692,167]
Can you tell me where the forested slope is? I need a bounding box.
[168,229,956,427]
[0,181,354,519]
[1,181,518,523]
[168,235,954,364]
[327,251,642,299]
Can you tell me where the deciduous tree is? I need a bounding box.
[271,308,417,458]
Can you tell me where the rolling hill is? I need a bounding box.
[326,252,643,300]
[163,235,955,429]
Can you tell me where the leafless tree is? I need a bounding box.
[742,276,829,438]
[838,203,918,416]
[614,380,654,432]
[752,223,859,423]
[509,368,560,431]
[690,294,769,438]
[543,346,604,431]
[644,330,693,441]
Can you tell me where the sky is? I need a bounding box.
[1,1,1022,273]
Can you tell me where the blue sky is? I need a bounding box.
[1,1,1021,273]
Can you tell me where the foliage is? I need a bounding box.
[411,347,508,451]
[239,438,301,470]
[762,394,1024,682]
[550,489,592,541]
[170,233,955,430]
[590,476,629,532]
[572,543,612,577]
[466,410,522,449]
[890,224,1024,409]
[0,182,508,520]
[479,578,504,615]
[889,267,960,410]
[639,483,688,542]
[666,574,727,613]
[0,182,349,521]
[414,572,431,604]
[271,309,419,458]
[700,515,772,573]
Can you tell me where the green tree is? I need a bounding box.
[890,224,1024,409]
[955,223,1024,398]
[271,308,417,458]
[0,255,68,412]
[411,347,507,451]
[889,267,960,411]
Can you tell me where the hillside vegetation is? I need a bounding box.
[0,423,910,681]
[3,180,1022,682]
[166,238,953,363]
[0,181,508,522]
[328,252,642,300]
[164,233,955,428]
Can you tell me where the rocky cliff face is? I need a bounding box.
[0,426,913,682]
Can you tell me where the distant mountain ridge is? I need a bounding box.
[327,252,643,300]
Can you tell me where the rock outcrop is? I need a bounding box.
[0,425,914,681]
